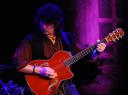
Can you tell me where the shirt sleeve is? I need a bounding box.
[91,49,100,59]
[13,38,32,70]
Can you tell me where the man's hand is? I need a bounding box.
[40,67,58,78]
[35,66,57,78]
[34,66,57,78]
[96,43,106,52]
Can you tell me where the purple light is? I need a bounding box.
[74,0,121,94]
[75,0,99,46]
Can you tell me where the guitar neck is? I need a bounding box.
[64,27,125,66]
[64,38,107,66]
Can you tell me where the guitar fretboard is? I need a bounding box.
[64,38,107,66]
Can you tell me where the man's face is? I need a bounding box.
[40,21,55,35]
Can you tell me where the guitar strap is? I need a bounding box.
[60,32,80,95]
[61,32,71,48]
[61,31,76,53]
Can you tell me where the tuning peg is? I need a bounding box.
[113,31,120,40]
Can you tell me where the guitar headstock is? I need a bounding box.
[104,28,125,42]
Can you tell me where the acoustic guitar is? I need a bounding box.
[25,28,125,95]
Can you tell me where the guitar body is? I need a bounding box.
[25,50,73,95]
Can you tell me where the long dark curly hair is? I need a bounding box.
[34,3,64,36]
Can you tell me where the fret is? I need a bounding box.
[64,45,96,66]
